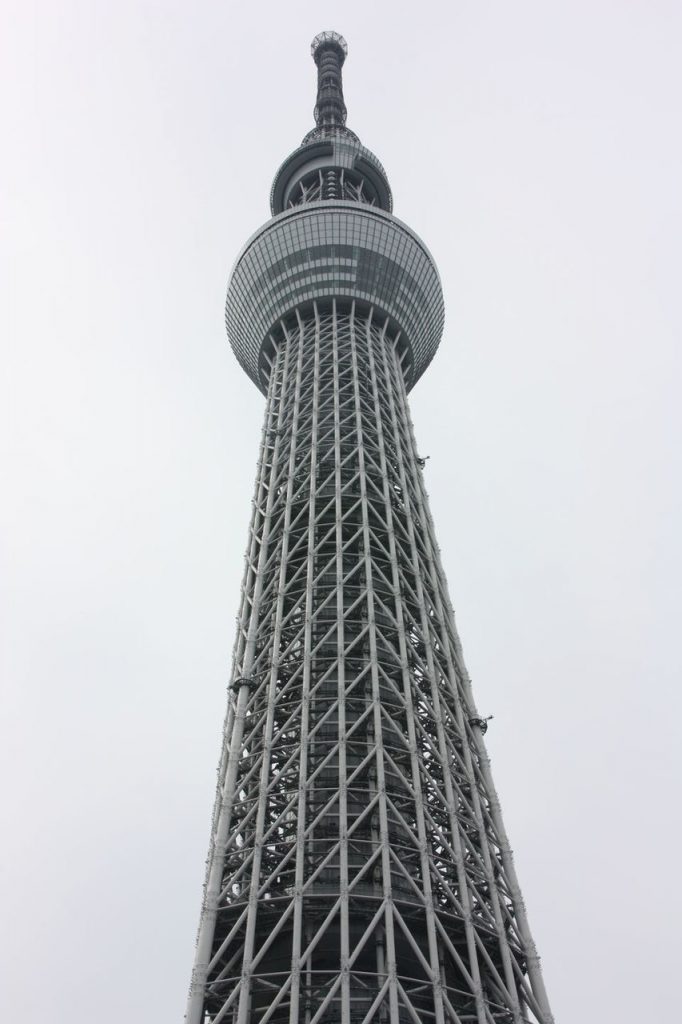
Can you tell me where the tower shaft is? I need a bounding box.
[186,31,553,1024]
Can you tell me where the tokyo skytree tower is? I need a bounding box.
[186,31,554,1024]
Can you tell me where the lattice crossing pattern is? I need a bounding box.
[186,28,553,1024]
[186,305,553,1024]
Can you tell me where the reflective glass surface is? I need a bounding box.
[226,202,444,393]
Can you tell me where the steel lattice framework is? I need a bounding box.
[186,32,553,1024]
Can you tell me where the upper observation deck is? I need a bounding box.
[225,32,444,393]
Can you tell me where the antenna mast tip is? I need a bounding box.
[311,31,348,63]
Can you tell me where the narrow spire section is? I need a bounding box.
[311,30,348,129]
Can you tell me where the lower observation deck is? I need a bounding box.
[225,201,444,393]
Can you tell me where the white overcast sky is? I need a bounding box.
[2,1,681,1021]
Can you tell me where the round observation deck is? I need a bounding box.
[225,202,444,394]
[270,136,392,215]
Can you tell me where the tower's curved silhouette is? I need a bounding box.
[186,31,553,1024]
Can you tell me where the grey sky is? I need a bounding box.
[2,1,681,1021]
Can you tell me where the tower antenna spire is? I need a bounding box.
[311,30,349,129]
